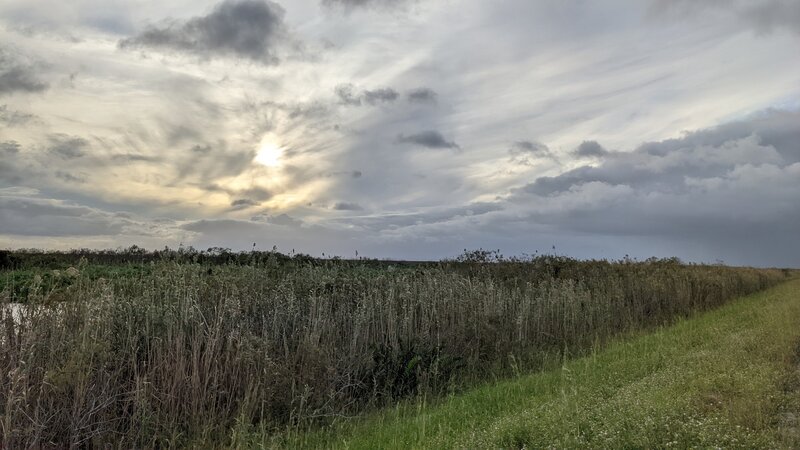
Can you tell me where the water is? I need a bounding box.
[3,302,26,324]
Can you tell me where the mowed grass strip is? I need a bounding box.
[274,279,800,449]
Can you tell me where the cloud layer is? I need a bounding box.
[0,0,798,267]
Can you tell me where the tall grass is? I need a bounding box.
[0,254,790,447]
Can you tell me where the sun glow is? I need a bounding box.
[255,139,284,167]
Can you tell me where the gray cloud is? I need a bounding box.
[363,87,399,104]
[525,132,784,196]
[0,141,21,155]
[48,134,89,159]
[284,101,332,120]
[119,0,291,62]
[510,109,800,265]
[0,194,122,236]
[509,140,553,165]
[321,0,416,10]
[333,201,363,211]
[230,198,259,210]
[650,0,800,34]
[407,88,438,104]
[0,105,36,125]
[326,170,363,178]
[168,125,204,146]
[252,213,303,227]
[334,83,362,105]
[110,153,163,163]
[636,108,800,163]
[511,140,549,155]
[341,202,503,231]
[240,186,273,201]
[396,130,460,149]
[335,83,399,106]
[54,170,88,184]
[0,189,181,245]
[173,141,257,181]
[573,140,610,158]
[0,49,48,95]
[747,0,800,33]
[179,218,350,255]
[203,184,273,204]
[181,218,261,234]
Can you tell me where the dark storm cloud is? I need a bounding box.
[48,134,89,159]
[119,0,291,63]
[407,88,438,104]
[0,50,48,95]
[334,84,399,106]
[573,140,610,158]
[396,130,460,149]
[333,201,363,211]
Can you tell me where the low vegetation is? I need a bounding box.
[0,248,792,447]
[283,278,800,449]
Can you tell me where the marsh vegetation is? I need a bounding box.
[0,248,792,447]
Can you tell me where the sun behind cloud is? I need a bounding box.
[255,137,284,168]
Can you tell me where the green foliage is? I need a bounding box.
[0,264,152,302]
[0,251,792,447]
[289,279,800,449]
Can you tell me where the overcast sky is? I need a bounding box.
[1,0,799,266]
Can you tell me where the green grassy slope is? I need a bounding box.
[271,279,800,449]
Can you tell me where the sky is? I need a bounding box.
[0,0,799,267]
